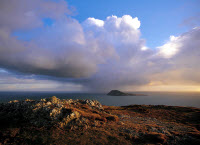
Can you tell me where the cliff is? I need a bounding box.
[0,96,199,145]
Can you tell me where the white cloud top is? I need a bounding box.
[84,17,105,27]
[85,15,140,30]
[157,35,181,58]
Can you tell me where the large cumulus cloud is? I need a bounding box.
[0,0,200,91]
[0,0,148,81]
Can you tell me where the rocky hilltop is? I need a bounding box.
[0,96,200,145]
[107,90,146,96]
[0,96,114,128]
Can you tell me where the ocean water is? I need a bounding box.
[0,91,199,108]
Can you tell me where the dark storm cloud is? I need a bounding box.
[0,0,101,78]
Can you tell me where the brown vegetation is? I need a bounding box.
[0,97,200,144]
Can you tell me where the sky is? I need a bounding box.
[0,0,200,92]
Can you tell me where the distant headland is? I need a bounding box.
[107,90,147,96]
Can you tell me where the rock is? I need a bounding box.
[41,98,46,102]
[25,99,33,102]
[9,100,19,103]
[82,99,103,110]
[63,99,73,104]
[86,99,95,106]
[59,111,80,128]
[0,96,106,128]
[47,96,60,104]
[50,108,62,119]
[46,101,52,106]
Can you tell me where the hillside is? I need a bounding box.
[0,96,199,145]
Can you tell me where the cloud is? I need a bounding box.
[0,0,100,78]
[154,27,200,85]
[0,0,200,92]
[84,18,104,27]
[83,26,200,91]
[157,35,181,58]
[180,13,200,28]
[0,0,146,81]
[0,69,82,91]
[0,0,70,30]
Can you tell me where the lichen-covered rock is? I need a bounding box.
[41,98,46,102]
[47,96,60,104]
[8,100,19,103]
[59,111,80,128]
[50,107,62,119]
[25,99,33,102]
[46,101,52,106]
[81,99,103,110]
[0,96,107,128]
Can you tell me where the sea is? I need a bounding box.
[0,91,200,108]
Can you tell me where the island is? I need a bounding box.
[0,96,199,144]
[107,90,146,96]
